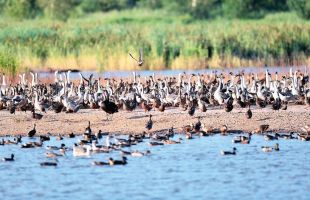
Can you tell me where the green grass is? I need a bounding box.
[0,10,310,74]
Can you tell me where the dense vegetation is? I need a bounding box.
[0,0,309,73]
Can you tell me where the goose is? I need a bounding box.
[28,124,36,137]
[2,154,14,161]
[220,147,237,155]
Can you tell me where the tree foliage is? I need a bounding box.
[0,0,308,20]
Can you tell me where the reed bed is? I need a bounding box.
[0,10,310,74]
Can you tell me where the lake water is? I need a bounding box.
[38,66,308,80]
[0,134,309,200]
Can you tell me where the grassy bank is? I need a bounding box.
[0,9,310,74]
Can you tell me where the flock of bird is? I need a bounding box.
[1,64,310,166]
[0,67,310,119]
[0,118,301,166]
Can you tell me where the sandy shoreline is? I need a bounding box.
[0,104,309,136]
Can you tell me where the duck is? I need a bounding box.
[92,161,109,166]
[45,151,65,158]
[148,141,164,146]
[109,156,127,165]
[2,154,14,161]
[163,138,182,144]
[131,150,151,157]
[28,124,36,137]
[185,131,193,139]
[261,143,279,152]
[84,121,92,135]
[220,147,237,155]
[264,133,279,141]
[73,144,91,157]
[145,114,153,131]
[56,133,63,141]
[40,162,57,166]
[68,132,75,138]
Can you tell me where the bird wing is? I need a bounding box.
[129,53,138,62]
[139,48,143,62]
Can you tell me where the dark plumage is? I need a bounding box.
[145,114,153,130]
[246,105,252,119]
[28,124,36,137]
[52,101,64,113]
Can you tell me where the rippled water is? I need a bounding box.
[0,134,309,200]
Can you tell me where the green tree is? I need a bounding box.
[288,0,310,19]
[4,0,41,19]
[37,0,78,21]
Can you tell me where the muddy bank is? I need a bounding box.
[0,105,309,136]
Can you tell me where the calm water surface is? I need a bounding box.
[0,134,309,200]
[38,66,308,80]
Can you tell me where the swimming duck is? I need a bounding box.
[92,161,109,166]
[220,147,237,155]
[109,156,127,165]
[68,132,75,138]
[264,133,279,141]
[73,144,91,157]
[45,151,65,158]
[163,138,182,144]
[261,143,279,152]
[56,133,63,141]
[148,141,164,146]
[131,150,151,157]
[2,154,14,161]
[40,162,57,167]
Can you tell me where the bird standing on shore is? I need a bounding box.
[28,124,36,137]
[145,114,153,131]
